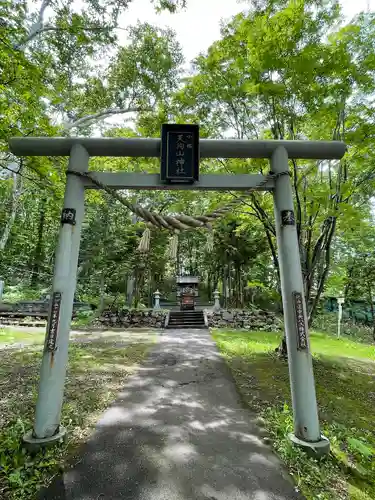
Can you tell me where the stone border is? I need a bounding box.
[206,309,281,331]
[93,309,167,329]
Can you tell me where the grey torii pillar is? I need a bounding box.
[23,144,88,447]
[271,146,329,456]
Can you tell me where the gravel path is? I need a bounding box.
[40,328,302,500]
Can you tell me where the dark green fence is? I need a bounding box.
[324,297,374,325]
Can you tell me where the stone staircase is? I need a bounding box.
[167,310,206,329]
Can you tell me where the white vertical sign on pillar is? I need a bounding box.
[24,144,89,446]
[271,146,329,456]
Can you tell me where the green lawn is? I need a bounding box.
[0,328,46,345]
[0,335,153,499]
[212,329,375,500]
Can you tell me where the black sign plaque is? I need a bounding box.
[292,291,308,351]
[61,208,76,225]
[46,292,62,352]
[160,124,199,184]
[281,210,295,226]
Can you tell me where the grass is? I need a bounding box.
[71,309,97,327]
[0,334,153,499]
[312,313,375,344]
[0,328,46,346]
[212,329,375,500]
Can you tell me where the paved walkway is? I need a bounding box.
[40,329,302,500]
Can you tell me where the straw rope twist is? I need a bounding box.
[66,169,289,232]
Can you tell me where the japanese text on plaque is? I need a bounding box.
[175,134,193,175]
[292,291,308,350]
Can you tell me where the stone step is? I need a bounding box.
[169,316,204,323]
[167,311,206,329]
[166,324,205,329]
[168,322,205,326]
[168,316,204,320]
[169,316,203,321]
[169,311,204,316]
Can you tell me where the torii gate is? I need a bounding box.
[9,134,346,456]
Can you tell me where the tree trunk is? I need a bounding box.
[344,265,354,300]
[187,235,193,275]
[148,268,153,308]
[99,272,105,313]
[367,282,375,342]
[234,267,239,308]
[275,336,288,359]
[30,196,47,287]
[206,271,212,305]
[308,218,337,325]
[222,268,227,308]
[227,263,232,308]
[0,173,22,251]
[240,268,244,308]
[126,274,134,308]
[134,269,139,309]
[237,267,241,308]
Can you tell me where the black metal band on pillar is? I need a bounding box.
[281,210,295,226]
[61,208,76,225]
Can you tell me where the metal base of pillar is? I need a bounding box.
[23,426,67,452]
[289,433,330,458]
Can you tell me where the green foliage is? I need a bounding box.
[2,0,375,328]
[313,312,375,343]
[170,1,375,320]
[213,329,375,499]
[347,438,374,459]
[152,0,186,12]
[2,286,45,303]
[0,418,64,499]
[0,329,45,345]
[0,336,152,499]
[3,3,375,499]
[109,23,184,103]
[264,405,340,499]
[71,309,96,327]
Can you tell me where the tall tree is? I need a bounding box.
[173,1,375,322]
